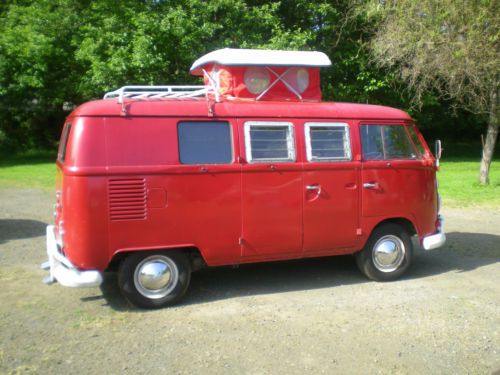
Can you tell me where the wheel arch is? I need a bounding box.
[106,246,207,272]
[361,217,417,250]
[376,217,417,236]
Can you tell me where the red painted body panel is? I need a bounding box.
[70,99,412,121]
[55,98,438,272]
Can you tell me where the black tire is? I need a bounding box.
[355,223,413,281]
[118,251,191,309]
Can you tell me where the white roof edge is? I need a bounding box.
[190,48,332,75]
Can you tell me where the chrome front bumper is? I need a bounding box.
[41,225,103,288]
[422,215,446,250]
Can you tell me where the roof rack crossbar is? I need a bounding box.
[104,85,212,103]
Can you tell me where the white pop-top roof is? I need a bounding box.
[190,48,332,75]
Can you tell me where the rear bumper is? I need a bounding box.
[41,225,103,288]
[422,215,446,250]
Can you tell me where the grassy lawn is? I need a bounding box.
[0,149,498,209]
[0,151,57,190]
[439,160,500,208]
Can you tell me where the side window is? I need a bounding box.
[178,121,232,164]
[361,124,417,160]
[305,122,351,161]
[57,123,72,163]
[244,121,295,163]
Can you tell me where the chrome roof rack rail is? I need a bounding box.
[103,85,212,103]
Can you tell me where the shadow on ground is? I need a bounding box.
[0,219,47,245]
[85,231,499,311]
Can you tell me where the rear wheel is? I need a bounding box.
[118,251,191,309]
[356,223,412,281]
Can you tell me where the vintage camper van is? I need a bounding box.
[41,49,445,308]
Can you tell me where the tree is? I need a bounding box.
[0,0,315,151]
[0,0,82,150]
[364,0,499,184]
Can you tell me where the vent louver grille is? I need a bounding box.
[109,178,147,221]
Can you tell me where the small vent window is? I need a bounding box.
[244,122,295,163]
[305,122,351,161]
[407,126,425,157]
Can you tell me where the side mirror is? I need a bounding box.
[434,140,442,167]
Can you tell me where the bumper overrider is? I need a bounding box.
[422,215,446,250]
[41,225,103,287]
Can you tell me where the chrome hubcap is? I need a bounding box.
[134,256,178,299]
[372,235,405,272]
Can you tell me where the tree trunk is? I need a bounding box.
[479,89,499,185]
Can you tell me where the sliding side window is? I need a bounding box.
[305,122,351,162]
[244,121,295,163]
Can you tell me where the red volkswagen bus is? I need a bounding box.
[42,49,445,308]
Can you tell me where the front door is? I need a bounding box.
[239,120,303,258]
[360,123,431,221]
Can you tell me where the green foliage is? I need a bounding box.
[0,0,493,153]
[364,0,499,113]
[0,0,316,150]
[0,0,81,150]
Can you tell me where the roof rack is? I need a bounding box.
[103,85,212,103]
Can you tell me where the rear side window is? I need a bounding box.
[57,123,72,163]
[178,121,232,164]
[361,125,417,160]
[244,121,295,163]
[305,122,351,161]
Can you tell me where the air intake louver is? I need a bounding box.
[109,178,147,221]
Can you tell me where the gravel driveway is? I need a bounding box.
[0,187,499,374]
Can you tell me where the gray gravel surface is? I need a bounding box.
[0,188,499,374]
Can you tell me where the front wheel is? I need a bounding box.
[118,251,191,309]
[356,223,413,281]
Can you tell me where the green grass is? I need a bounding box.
[0,149,498,208]
[438,160,500,208]
[0,150,57,190]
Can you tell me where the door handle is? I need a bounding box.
[363,182,380,189]
[306,184,322,198]
[306,184,322,200]
[306,185,320,190]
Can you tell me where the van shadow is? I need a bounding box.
[93,231,500,311]
[0,219,47,245]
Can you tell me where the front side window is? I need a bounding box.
[305,122,351,161]
[178,121,232,164]
[361,124,417,160]
[244,121,295,163]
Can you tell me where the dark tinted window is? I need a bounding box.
[361,125,417,160]
[57,123,72,163]
[178,121,232,164]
